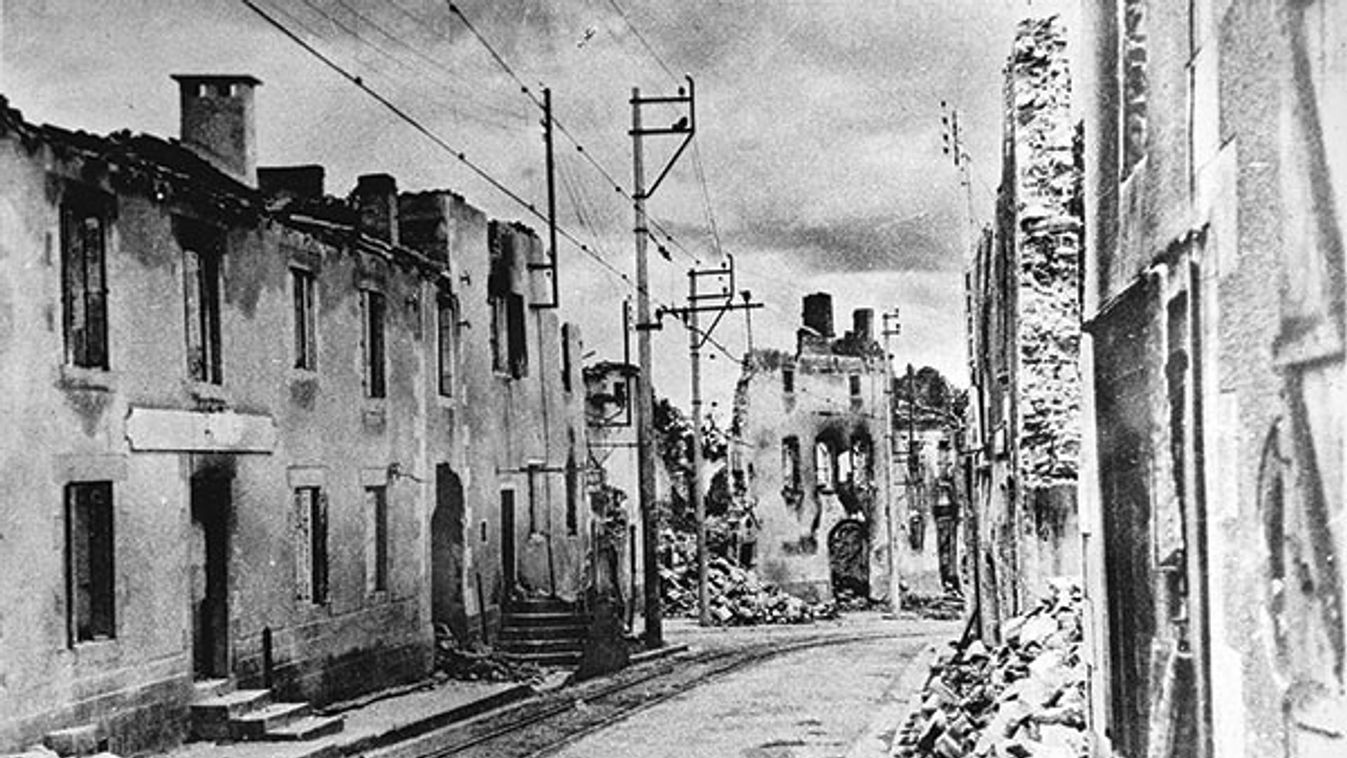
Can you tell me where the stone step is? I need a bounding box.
[190,689,271,741]
[231,701,312,740]
[498,623,588,641]
[500,650,583,667]
[500,611,590,628]
[508,597,580,614]
[263,714,346,742]
[192,678,234,702]
[498,637,586,654]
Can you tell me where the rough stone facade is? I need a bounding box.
[730,296,899,603]
[0,76,589,755]
[966,14,1083,644]
[1078,2,1346,757]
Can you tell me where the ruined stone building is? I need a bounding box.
[966,14,1083,643]
[729,293,901,603]
[0,75,589,754]
[891,366,967,595]
[582,360,647,622]
[1077,2,1344,757]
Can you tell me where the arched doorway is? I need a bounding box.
[828,519,869,600]
[431,465,467,642]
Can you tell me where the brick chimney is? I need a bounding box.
[352,174,399,246]
[802,292,834,338]
[172,75,261,185]
[852,308,874,343]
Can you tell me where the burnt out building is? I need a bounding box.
[1078,2,1345,757]
[966,14,1084,643]
[0,76,589,754]
[730,294,900,603]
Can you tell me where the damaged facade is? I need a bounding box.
[0,76,589,754]
[966,14,1083,643]
[582,360,647,624]
[1078,1,1345,756]
[730,294,899,603]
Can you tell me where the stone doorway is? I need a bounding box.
[828,519,869,599]
[431,464,467,641]
[190,470,231,680]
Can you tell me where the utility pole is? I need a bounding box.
[881,309,901,604]
[538,87,559,308]
[631,77,696,648]
[941,100,977,254]
[660,256,762,625]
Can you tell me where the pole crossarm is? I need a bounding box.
[630,76,696,199]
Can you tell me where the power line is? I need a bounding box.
[240,0,649,299]
[446,0,705,266]
[605,0,679,83]
[274,0,523,129]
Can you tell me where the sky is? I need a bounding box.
[1,0,1032,413]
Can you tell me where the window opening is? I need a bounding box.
[61,197,109,369]
[292,268,317,370]
[66,481,114,644]
[362,290,387,398]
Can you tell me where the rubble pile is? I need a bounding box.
[661,556,839,625]
[893,580,1087,758]
[900,591,967,620]
[434,626,543,683]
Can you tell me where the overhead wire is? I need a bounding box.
[240,0,648,298]
[278,0,523,129]
[446,1,705,268]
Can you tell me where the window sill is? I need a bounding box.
[59,365,118,392]
[68,636,120,667]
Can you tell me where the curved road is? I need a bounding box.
[550,622,946,758]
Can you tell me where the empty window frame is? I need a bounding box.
[61,195,110,369]
[293,487,328,604]
[849,374,862,398]
[781,436,802,490]
[292,268,317,370]
[437,292,458,396]
[362,290,387,398]
[66,481,115,644]
[180,221,224,384]
[782,367,795,394]
[815,440,836,490]
[365,485,389,593]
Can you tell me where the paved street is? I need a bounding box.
[551,616,952,758]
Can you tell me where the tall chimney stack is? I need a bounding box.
[172,75,261,186]
[802,292,834,338]
[352,174,400,246]
[852,308,874,344]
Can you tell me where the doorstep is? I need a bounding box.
[156,679,533,758]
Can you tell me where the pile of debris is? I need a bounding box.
[893,580,1087,758]
[434,626,543,683]
[661,556,839,625]
[901,591,966,620]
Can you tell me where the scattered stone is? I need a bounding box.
[891,580,1087,758]
[660,556,838,626]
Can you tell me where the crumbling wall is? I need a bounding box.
[1011,15,1082,490]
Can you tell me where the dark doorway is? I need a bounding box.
[431,465,467,641]
[828,519,869,600]
[500,490,516,605]
[1094,286,1158,758]
[190,470,231,680]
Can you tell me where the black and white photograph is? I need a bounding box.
[0,1,1342,756]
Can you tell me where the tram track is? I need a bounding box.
[362,628,939,758]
